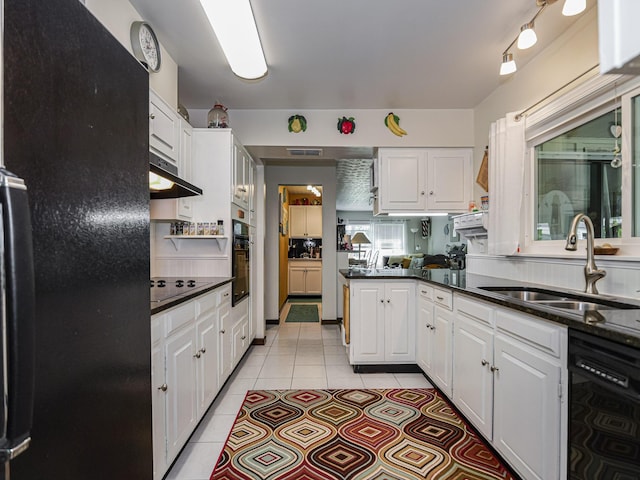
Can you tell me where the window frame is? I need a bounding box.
[520,75,640,258]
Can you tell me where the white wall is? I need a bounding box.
[188,108,474,149]
[265,165,337,321]
[84,0,179,107]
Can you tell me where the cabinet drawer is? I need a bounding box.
[151,315,164,344]
[165,302,196,336]
[433,287,453,310]
[219,285,232,305]
[495,309,563,357]
[456,295,494,326]
[196,290,219,316]
[418,284,433,301]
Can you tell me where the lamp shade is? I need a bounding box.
[351,232,371,245]
[517,22,537,50]
[500,53,517,75]
[562,0,586,16]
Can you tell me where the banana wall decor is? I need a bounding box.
[385,112,407,137]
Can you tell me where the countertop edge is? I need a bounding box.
[151,278,234,316]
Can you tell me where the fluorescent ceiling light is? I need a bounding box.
[199,0,267,79]
[517,22,537,50]
[499,53,517,75]
[562,0,586,16]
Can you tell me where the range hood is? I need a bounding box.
[149,152,203,199]
[452,211,488,239]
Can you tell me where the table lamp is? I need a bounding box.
[351,232,371,260]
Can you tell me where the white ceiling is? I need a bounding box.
[128,0,594,210]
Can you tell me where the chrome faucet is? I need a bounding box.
[565,213,606,294]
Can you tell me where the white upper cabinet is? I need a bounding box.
[149,89,180,165]
[374,148,472,215]
[598,0,640,74]
[289,205,322,238]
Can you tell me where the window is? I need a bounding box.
[522,74,640,255]
[535,109,622,241]
[344,221,406,267]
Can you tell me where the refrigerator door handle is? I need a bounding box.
[0,169,36,463]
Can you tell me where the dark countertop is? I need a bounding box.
[151,277,233,315]
[340,268,640,348]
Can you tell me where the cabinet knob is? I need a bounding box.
[421,191,425,196]
[220,329,226,334]
[241,335,246,340]
[430,191,434,195]
[481,359,489,366]
[158,383,168,392]
[430,325,436,331]
[193,351,201,358]
[380,299,384,303]
[200,347,206,354]
[387,299,391,303]
[224,293,230,297]
[149,113,155,120]
[490,365,499,373]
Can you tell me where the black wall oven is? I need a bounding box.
[568,329,640,479]
[232,220,250,306]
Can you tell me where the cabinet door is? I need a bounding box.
[195,312,218,418]
[149,90,179,163]
[350,283,385,363]
[431,305,454,397]
[493,334,562,480]
[164,326,197,463]
[305,267,322,295]
[249,161,257,225]
[426,149,471,212]
[232,317,249,366]
[218,302,233,383]
[232,140,250,209]
[177,121,193,219]
[384,282,415,362]
[378,149,427,212]
[289,206,307,237]
[288,266,307,294]
[453,313,494,439]
[151,342,166,480]
[305,206,323,237]
[416,297,433,373]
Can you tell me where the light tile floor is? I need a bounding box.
[165,302,432,480]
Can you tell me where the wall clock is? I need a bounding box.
[130,21,161,72]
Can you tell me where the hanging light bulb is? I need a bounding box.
[562,0,586,16]
[500,53,517,75]
[517,22,537,49]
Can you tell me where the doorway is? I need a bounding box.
[278,184,323,322]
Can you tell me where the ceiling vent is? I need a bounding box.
[286,148,323,157]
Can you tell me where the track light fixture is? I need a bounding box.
[500,0,585,76]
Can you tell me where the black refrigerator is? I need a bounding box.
[2,0,153,478]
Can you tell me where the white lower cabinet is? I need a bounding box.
[151,283,234,480]
[349,280,415,364]
[452,293,567,480]
[288,261,322,295]
[415,286,454,397]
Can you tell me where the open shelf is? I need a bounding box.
[164,235,228,251]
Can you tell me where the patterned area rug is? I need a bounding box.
[211,389,516,480]
[285,304,319,323]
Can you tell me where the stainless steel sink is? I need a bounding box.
[478,286,638,311]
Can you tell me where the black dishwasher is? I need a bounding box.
[568,330,640,479]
